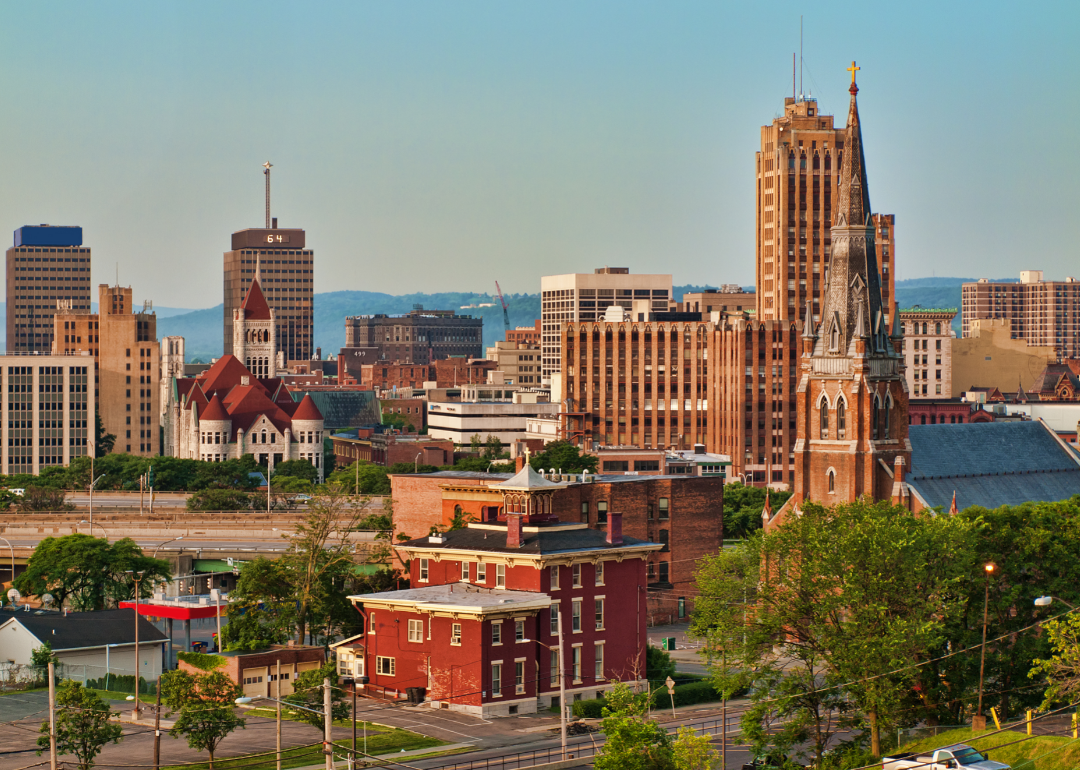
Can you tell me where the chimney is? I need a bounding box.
[515,454,525,472]
[893,455,905,485]
[241,375,250,386]
[507,514,524,549]
[272,217,278,229]
[606,512,623,545]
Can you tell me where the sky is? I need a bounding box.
[1,1,1077,308]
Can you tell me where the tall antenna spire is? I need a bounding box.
[263,161,273,229]
[799,16,803,99]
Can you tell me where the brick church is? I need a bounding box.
[766,72,912,529]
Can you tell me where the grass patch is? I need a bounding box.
[163,732,449,770]
[90,689,147,703]
[0,687,47,697]
[245,706,390,730]
[895,726,1080,770]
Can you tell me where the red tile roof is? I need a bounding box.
[292,394,323,421]
[241,278,272,321]
[200,393,230,422]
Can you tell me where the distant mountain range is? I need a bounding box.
[0,279,981,359]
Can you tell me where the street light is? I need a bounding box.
[414,452,422,473]
[126,569,147,721]
[0,536,15,586]
[524,611,567,761]
[976,562,995,729]
[79,520,109,539]
[341,675,371,768]
[152,536,184,558]
[1035,596,1079,611]
[88,472,105,529]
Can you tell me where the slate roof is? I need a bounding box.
[2,609,168,651]
[398,522,661,556]
[349,583,551,611]
[493,465,566,491]
[907,421,1080,510]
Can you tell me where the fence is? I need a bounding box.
[0,661,156,695]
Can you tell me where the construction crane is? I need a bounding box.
[495,281,511,337]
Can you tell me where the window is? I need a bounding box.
[658,561,669,583]
[515,619,525,642]
[595,598,605,630]
[477,562,487,582]
[496,564,506,588]
[572,646,582,682]
[461,562,470,582]
[550,649,561,687]
[376,657,395,676]
[572,599,582,632]
[419,558,429,582]
[837,400,846,439]
[580,502,589,523]
[595,562,605,586]
[491,664,502,697]
[492,622,502,645]
[515,661,525,694]
[407,619,423,643]
[828,470,836,493]
[550,604,560,635]
[451,623,462,645]
[820,403,829,439]
[550,565,559,590]
[368,612,375,634]
[572,564,582,587]
[594,643,605,683]
[597,501,608,523]
[658,498,669,520]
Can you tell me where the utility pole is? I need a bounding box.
[211,587,223,652]
[276,660,282,770]
[126,570,146,720]
[140,474,145,516]
[47,660,57,770]
[558,609,567,761]
[323,677,334,770]
[721,650,727,770]
[89,449,95,529]
[148,465,154,517]
[154,685,162,770]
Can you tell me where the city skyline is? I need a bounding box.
[1,1,1077,309]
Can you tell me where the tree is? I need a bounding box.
[646,645,677,685]
[483,434,502,460]
[721,483,792,539]
[159,669,246,770]
[38,681,124,770]
[692,498,967,763]
[31,641,57,668]
[17,486,75,512]
[594,683,673,770]
[283,661,350,730]
[529,441,598,474]
[1030,614,1080,708]
[15,535,170,611]
[186,488,260,511]
[672,725,719,770]
[94,412,116,458]
[272,459,319,483]
[223,558,295,652]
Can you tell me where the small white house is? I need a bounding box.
[0,608,167,683]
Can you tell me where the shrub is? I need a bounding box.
[177,652,226,671]
[85,673,155,695]
[650,679,737,710]
[572,698,606,718]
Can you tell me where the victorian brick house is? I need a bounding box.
[342,466,662,717]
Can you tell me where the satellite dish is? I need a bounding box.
[7,588,21,604]
[41,593,54,608]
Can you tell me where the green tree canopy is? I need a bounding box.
[283,661,350,730]
[721,483,792,539]
[594,683,673,770]
[39,680,123,770]
[15,534,170,611]
[159,669,246,770]
[272,459,319,482]
[528,441,598,474]
[1030,613,1080,709]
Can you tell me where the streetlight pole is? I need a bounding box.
[126,569,147,721]
[79,520,109,540]
[0,536,15,586]
[525,614,567,761]
[414,452,422,473]
[1035,596,1079,611]
[975,562,994,730]
[152,536,184,559]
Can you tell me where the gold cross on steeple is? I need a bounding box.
[847,61,860,84]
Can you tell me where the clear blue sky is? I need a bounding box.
[1,1,1076,308]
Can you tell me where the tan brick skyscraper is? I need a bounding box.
[755,95,896,324]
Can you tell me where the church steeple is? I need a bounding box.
[814,66,887,361]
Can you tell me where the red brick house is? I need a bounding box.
[343,511,661,717]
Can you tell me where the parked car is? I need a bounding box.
[882,744,1010,770]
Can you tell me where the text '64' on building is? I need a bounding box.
[337,507,662,718]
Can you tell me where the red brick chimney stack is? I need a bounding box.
[515,455,525,472]
[507,513,524,548]
[606,512,623,545]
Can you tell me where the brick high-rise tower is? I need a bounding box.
[789,72,910,511]
[755,94,896,325]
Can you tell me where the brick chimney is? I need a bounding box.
[606,512,623,546]
[515,454,525,473]
[507,513,524,549]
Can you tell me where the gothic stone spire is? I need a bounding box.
[814,74,885,359]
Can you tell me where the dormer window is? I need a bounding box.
[829,322,840,352]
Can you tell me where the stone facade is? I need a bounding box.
[962,272,1080,359]
[952,318,1056,397]
[899,309,956,399]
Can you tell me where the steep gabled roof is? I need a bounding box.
[224,385,293,438]
[201,393,230,422]
[241,278,272,320]
[198,355,263,397]
[292,394,323,421]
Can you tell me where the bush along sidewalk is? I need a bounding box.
[571,677,742,718]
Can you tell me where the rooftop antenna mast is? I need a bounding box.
[263,161,272,229]
[799,16,803,100]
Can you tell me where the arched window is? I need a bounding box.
[829,322,840,352]
[828,470,835,493]
[884,396,892,438]
[935,322,942,335]
[922,322,928,335]
[820,402,830,440]
[837,400,847,439]
[872,398,879,440]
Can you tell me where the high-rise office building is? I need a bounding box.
[342,308,483,365]
[961,271,1080,359]
[898,308,956,399]
[224,219,313,364]
[54,284,160,456]
[755,97,895,324]
[6,225,92,353]
[540,268,672,381]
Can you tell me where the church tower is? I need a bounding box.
[791,67,911,508]
[232,277,280,378]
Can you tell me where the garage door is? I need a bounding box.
[242,667,268,698]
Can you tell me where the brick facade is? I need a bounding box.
[178,645,325,699]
